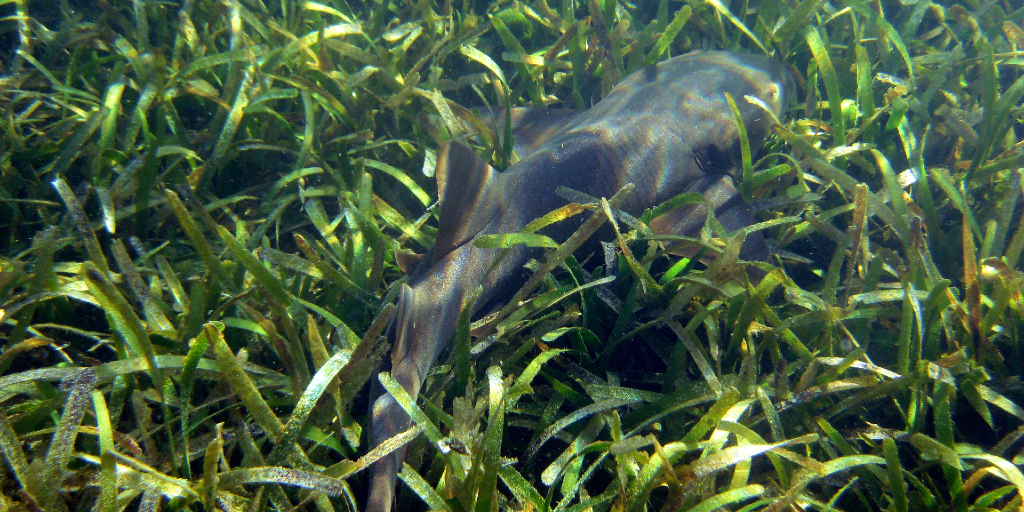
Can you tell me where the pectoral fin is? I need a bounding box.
[649,175,768,261]
[395,250,424,275]
[434,141,503,265]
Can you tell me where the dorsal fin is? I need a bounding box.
[433,141,503,264]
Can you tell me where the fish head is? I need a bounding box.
[719,51,794,147]
[635,52,793,262]
[656,51,795,176]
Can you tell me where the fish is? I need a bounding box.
[366,50,794,512]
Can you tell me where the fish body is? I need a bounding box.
[367,50,793,512]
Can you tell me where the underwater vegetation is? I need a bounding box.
[0,0,1022,511]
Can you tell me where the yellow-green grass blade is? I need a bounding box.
[39,369,97,510]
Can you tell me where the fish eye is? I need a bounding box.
[693,143,738,174]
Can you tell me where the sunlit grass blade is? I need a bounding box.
[203,67,253,179]
[362,158,432,207]
[686,484,765,512]
[81,263,170,408]
[164,189,233,288]
[267,351,351,465]
[706,0,767,53]
[208,323,285,440]
[873,17,915,89]
[216,466,347,495]
[884,438,908,512]
[470,366,507,512]
[0,409,34,500]
[40,369,97,510]
[525,398,639,463]
[643,6,692,67]
[201,424,223,510]
[488,184,633,332]
[398,462,452,511]
[490,14,545,105]
[91,389,117,512]
[668,320,722,395]
[52,177,109,271]
[179,327,212,473]
[773,0,825,46]
[498,465,547,512]
[217,225,291,305]
[805,26,845,148]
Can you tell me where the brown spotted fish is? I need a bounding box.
[367,50,793,511]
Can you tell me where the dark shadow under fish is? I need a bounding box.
[367,50,794,512]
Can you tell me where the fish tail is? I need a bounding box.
[366,392,405,512]
[367,281,462,511]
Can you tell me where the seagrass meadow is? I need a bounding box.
[1,0,1023,510]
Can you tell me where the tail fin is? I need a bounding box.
[367,279,465,511]
[366,283,420,512]
[366,391,404,512]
